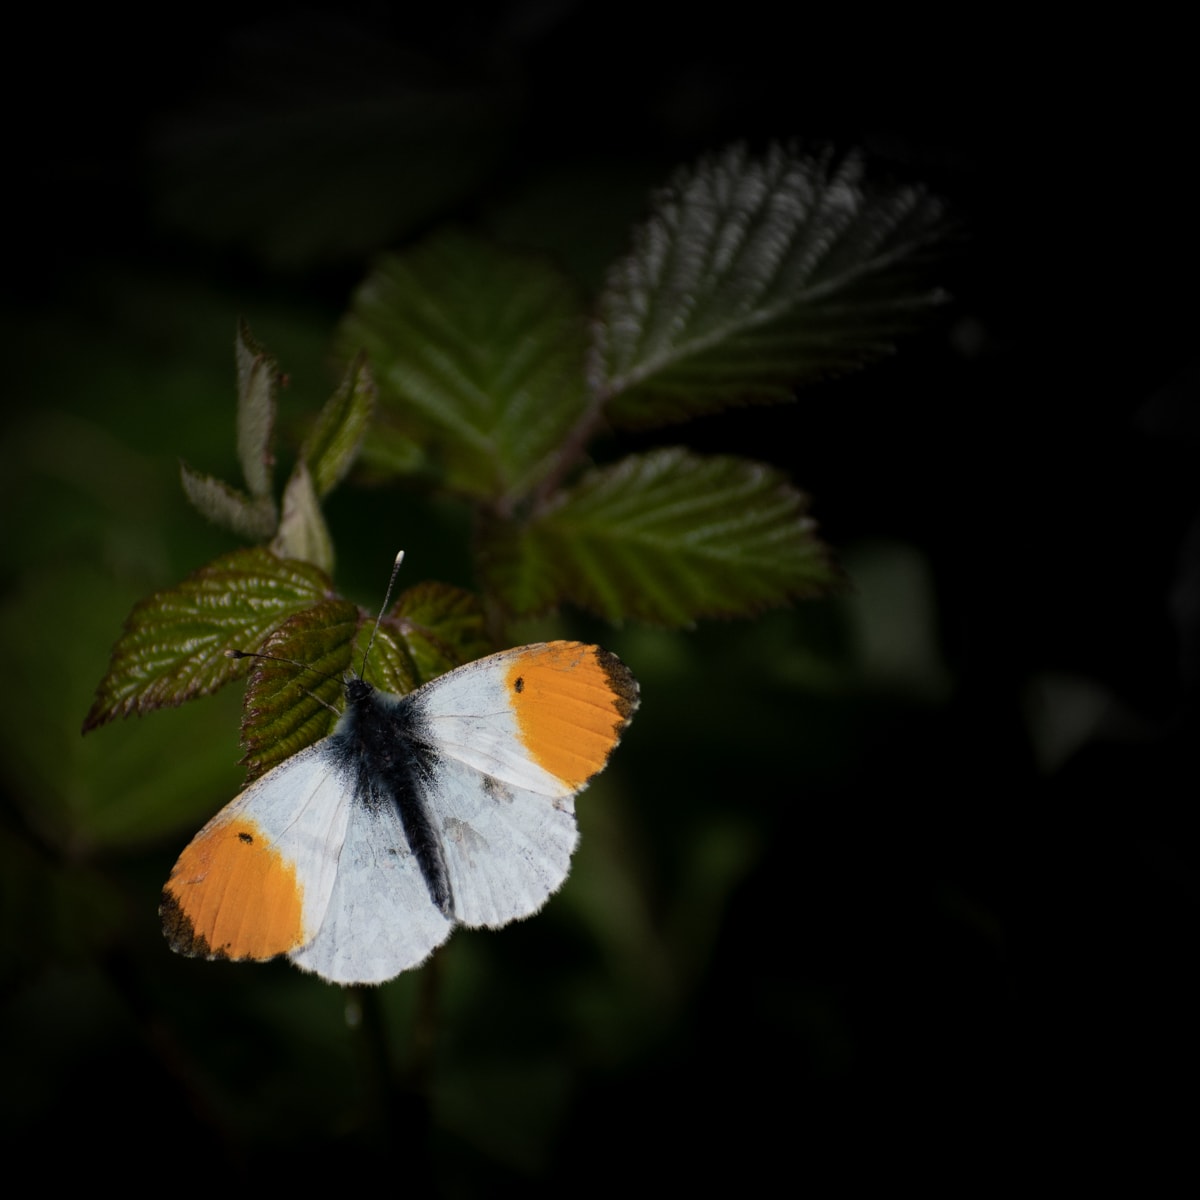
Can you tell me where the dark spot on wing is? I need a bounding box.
[513,676,524,693]
[238,831,254,844]
[481,774,514,804]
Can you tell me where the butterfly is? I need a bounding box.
[160,567,638,985]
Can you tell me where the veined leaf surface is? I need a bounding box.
[593,144,949,427]
[481,448,837,626]
[338,230,592,505]
[82,548,332,730]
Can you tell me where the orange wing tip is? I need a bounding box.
[161,816,308,961]
[506,643,640,789]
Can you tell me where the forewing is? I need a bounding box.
[413,641,639,796]
[161,743,351,962]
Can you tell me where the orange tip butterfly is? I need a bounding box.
[160,553,639,985]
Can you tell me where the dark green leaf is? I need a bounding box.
[592,144,950,428]
[82,548,332,731]
[481,448,837,626]
[234,320,279,499]
[301,352,376,498]
[337,230,593,504]
[239,600,362,780]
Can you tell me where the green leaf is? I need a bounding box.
[271,460,334,573]
[234,320,279,498]
[389,581,491,684]
[238,600,362,780]
[337,230,593,504]
[179,460,277,539]
[82,548,332,731]
[301,352,376,498]
[592,144,950,428]
[480,448,837,626]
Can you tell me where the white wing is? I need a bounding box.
[423,756,580,929]
[288,787,454,985]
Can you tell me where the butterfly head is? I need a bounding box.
[344,677,374,706]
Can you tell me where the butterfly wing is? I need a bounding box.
[161,742,352,963]
[414,642,639,796]
[164,640,637,986]
[420,754,580,928]
[409,641,639,929]
[286,787,455,984]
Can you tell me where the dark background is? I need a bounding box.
[2,3,1195,1183]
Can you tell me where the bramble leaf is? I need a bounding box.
[234,319,279,499]
[271,460,334,573]
[179,461,277,539]
[180,322,283,537]
[592,144,949,427]
[82,548,333,731]
[337,230,592,504]
[301,352,376,498]
[236,600,359,780]
[389,581,491,684]
[480,448,837,626]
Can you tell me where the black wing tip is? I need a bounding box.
[160,889,225,959]
[593,646,640,724]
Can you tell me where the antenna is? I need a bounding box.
[360,550,405,681]
[224,649,343,713]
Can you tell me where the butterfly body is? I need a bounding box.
[161,641,638,985]
[334,679,456,919]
